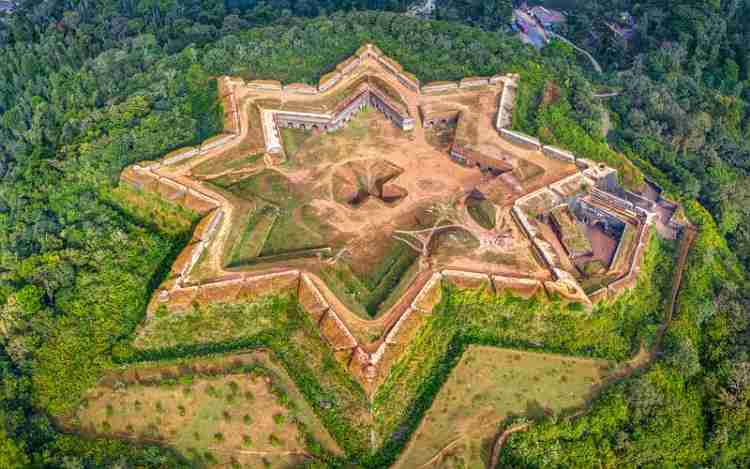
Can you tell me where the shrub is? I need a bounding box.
[269,434,282,447]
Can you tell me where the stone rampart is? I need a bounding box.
[442,270,493,291]
[459,77,490,89]
[542,145,576,163]
[201,134,236,152]
[298,274,330,322]
[495,80,517,130]
[411,272,443,312]
[384,306,417,345]
[320,306,358,350]
[491,275,543,298]
[230,92,240,134]
[283,83,318,95]
[336,55,361,75]
[421,81,459,93]
[318,71,342,92]
[161,147,200,166]
[511,206,555,271]
[500,129,542,150]
[248,80,282,91]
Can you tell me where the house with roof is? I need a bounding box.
[0,1,14,13]
[529,6,566,29]
[512,9,549,49]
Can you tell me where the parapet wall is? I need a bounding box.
[500,129,542,150]
[421,81,459,93]
[543,145,576,163]
[316,44,421,94]
[495,75,519,130]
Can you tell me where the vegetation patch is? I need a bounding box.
[108,185,200,238]
[281,127,313,159]
[466,196,496,229]
[371,235,673,465]
[395,346,611,468]
[226,204,278,267]
[134,295,296,351]
[75,352,340,467]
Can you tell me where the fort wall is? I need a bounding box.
[421,81,459,93]
[542,145,576,163]
[460,77,491,88]
[500,128,542,150]
[248,80,282,91]
[495,77,518,130]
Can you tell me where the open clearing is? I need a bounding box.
[75,351,340,468]
[394,346,612,468]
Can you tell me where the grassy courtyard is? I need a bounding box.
[394,346,612,468]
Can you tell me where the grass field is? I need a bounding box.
[260,205,333,256]
[394,346,612,468]
[212,169,337,259]
[226,204,278,267]
[134,295,296,351]
[76,352,340,468]
[286,109,375,168]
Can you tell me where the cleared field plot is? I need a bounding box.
[395,346,612,468]
[75,352,340,468]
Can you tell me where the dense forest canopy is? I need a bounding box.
[1,0,750,467]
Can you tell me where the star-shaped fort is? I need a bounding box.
[121,44,680,392]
